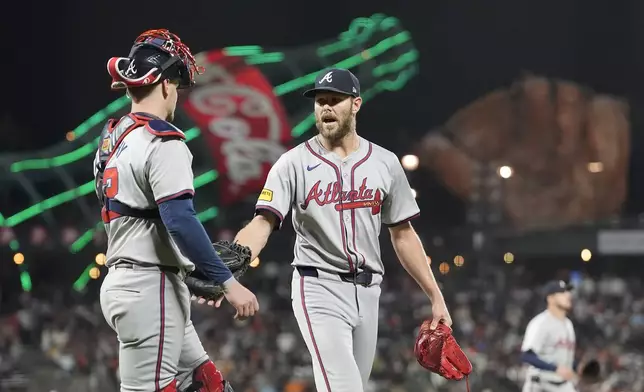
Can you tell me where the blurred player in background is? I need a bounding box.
[94,29,258,392]
[520,280,578,392]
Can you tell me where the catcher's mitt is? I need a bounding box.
[185,240,252,300]
[414,322,472,382]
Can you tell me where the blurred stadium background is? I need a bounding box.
[3,1,644,391]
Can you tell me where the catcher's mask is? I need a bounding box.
[107,29,204,91]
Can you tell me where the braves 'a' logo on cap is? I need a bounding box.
[125,61,137,78]
[319,71,333,84]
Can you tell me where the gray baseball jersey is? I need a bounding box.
[92,114,196,272]
[95,114,213,391]
[255,135,420,274]
[521,310,576,383]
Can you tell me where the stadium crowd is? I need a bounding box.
[0,256,642,392]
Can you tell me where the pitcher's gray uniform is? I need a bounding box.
[255,135,419,391]
[94,113,210,391]
[521,310,577,392]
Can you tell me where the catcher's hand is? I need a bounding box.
[186,240,253,305]
[414,322,472,381]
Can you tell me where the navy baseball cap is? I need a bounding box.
[543,280,574,297]
[303,68,360,98]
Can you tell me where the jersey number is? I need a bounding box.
[103,167,119,198]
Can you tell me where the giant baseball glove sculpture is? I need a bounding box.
[185,240,253,300]
[414,321,472,389]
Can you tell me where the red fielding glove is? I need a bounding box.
[414,321,473,381]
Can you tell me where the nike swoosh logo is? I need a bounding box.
[307,163,322,171]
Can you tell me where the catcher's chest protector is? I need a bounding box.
[95,113,150,207]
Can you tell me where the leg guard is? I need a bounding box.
[159,379,178,392]
[183,360,233,392]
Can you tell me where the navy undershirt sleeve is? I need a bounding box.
[520,350,558,372]
[158,197,233,285]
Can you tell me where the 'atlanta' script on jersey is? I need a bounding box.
[300,178,382,214]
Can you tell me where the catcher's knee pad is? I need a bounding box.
[159,379,178,392]
[184,360,233,392]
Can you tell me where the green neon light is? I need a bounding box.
[362,66,418,100]
[69,221,103,254]
[20,270,32,292]
[11,139,99,172]
[73,263,95,292]
[72,95,130,140]
[372,49,418,77]
[72,205,220,292]
[245,52,285,65]
[11,14,410,173]
[291,116,317,139]
[193,170,218,187]
[274,31,410,96]
[195,206,219,222]
[223,46,263,56]
[4,181,95,227]
[317,15,399,57]
[184,127,201,140]
[70,230,95,254]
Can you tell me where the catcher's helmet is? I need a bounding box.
[107,29,204,91]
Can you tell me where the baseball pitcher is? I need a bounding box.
[222,68,453,391]
[94,29,258,392]
[521,280,578,392]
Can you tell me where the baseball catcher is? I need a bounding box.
[96,28,258,392]
[414,321,473,390]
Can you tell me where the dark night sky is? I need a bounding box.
[6,0,640,146]
[5,0,644,212]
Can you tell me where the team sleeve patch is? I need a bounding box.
[258,188,273,202]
